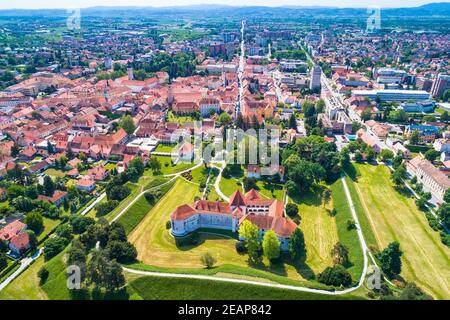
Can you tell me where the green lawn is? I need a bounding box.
[256,180,284,201]
[155,156,196,175]
[126,275,363,300]
[116,180,176,234]
[349,163,450,299]
[219,174,243,197]
[289,184,338,277]
[154,144,177,153]
[0,255,48,300]
[104,162,117,171]
[43,168,66,178]
[38,217,61,241]
[167,110,196,124]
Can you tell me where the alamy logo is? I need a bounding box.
[366,7,381,33]
[66,265,81,289]
[170,125,280,176]
[66,9,81,30]
[366,265,381,290]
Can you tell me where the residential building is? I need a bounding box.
[407,155,450,204]
[309,65,322,91]
[431,74,450,99]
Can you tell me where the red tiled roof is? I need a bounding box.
[0,220,26,241]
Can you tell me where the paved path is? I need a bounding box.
[80,192,107,216]
[211,162,229,202]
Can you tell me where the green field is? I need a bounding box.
[348,163,450,299]
[126,275,363,300]
[330,180,364,284]
[289,185,338,277]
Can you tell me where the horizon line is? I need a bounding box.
[0,2,444,11]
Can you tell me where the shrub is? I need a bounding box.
[38,267,49,285]
[200,252,216,269]
[318,265,352,287]
[285,203,299,218]
[165,220,172,230]
[346,219,356,230]
[235,241,247,254]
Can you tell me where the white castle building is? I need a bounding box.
[170,189,298,251]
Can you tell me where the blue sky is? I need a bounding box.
[0,0,446,10]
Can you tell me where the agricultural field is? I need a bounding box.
[348,163,450,299]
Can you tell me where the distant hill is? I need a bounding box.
[0,2,449,17]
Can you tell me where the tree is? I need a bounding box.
[95,200,119,217]
[70,216,95,234]
[318,265,352,287]
[354,151,363,162]
[438,203,450,229]
[242,177,258,191]
[391,165,407,188]
[392,154,403,170]
[379,149,394,162]
[288,113,297,129]
[55,224,74,241]
[399,282,433,300]
[47,141,55,154]
[0,252,7,272]
[361,109,372,121]
[218,112,232,127]
[38,267,49,285]
[44,236,68,260]
[105,240,137,263]
[25,211,44,234]
[12,196,34,212]
[200,251,217,269]
[409,130,420,145]
[119,115,135,134]
[424,149,440,162]
[262,230,280,262]
[288,228,306,260]
[148,157,161,173]
[87,250,125,291]
[285,203,299,218]
[238,220,261,263]
[444,189,450,204]
[236,113,245,129]
[67,239,87,267]
[365,147,376,162]
[27,230,38,250]
[43,175,55,197]
[331,242,349,266]
[377,241,403,279]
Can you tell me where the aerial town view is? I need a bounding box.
[0,0,449,308]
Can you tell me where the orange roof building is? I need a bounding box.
[170,189,297,251]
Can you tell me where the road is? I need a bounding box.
[236,20,245,117]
